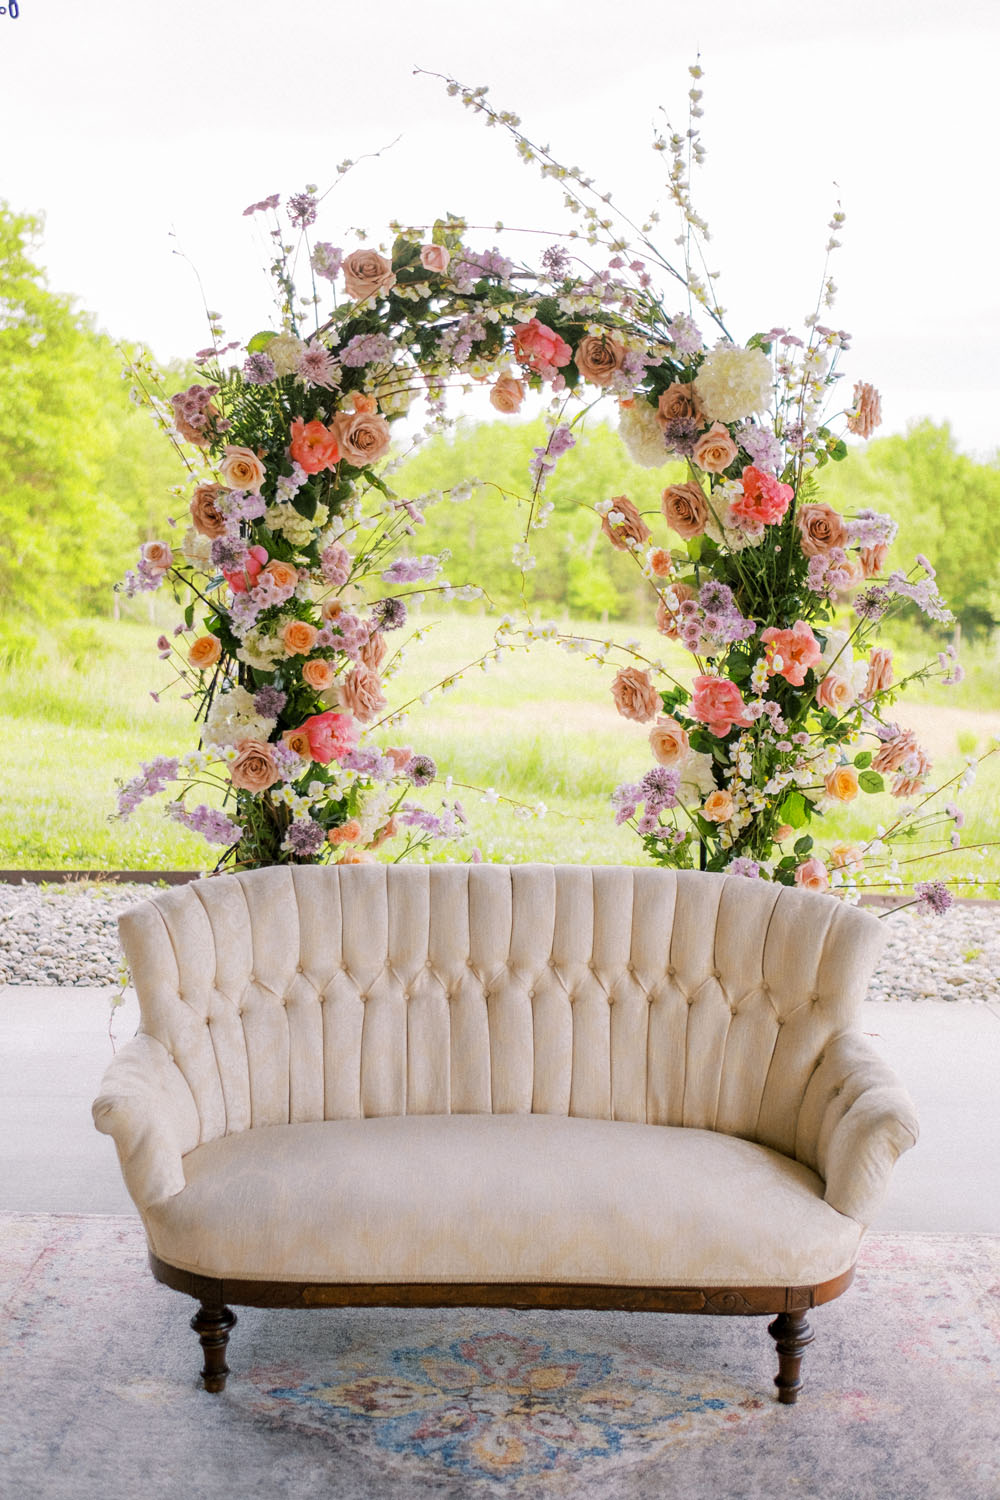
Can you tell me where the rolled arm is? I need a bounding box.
[808,1032,919,1225]
[92,1033,201,1210]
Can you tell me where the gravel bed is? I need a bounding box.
[0,879,998,1003]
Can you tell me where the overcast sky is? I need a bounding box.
[2,0,998,455]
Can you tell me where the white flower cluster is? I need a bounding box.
[203,687,276,748]
[693,343,773,423]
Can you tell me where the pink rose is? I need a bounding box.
[610,667,660,723]
[760,621,822,687]
[872,728,919,775]
[729,465,793,527]
[419,244,450,274]
[229,739,281,793]
[601,496,651,552]
[298,710,359,765]
[863,648,894,699]
[512,318,572,376]
[140,540,173,576]
[795,858,830,893]
[338,664,388,724]
[223,544,268,594]
[692,422,739,475]
[690,675,754,738]
[648,715,690,767]
[360,629,387,672]
[342,248,396,300]
[797,502,847,556]
[815,672,856,715]
[489,375,526,414]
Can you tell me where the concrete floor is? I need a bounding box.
[1,986,999,1230]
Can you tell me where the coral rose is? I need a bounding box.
[656,583,696,638]
[655,381,703,429]
[661,481,709,539]
[760,621,822,687]
[301,658,336,691]
[264,559,298,591]
[229,739,281,793]
[342,248,396,300]
[794,857,830,893]
[692,421,739,474]
[649,716,690,767]
[601,496,652,552]
[702,789,735,823]
[489,375,526,414]
[815,672,856,715]
[690,675,754,738]
[282,620,318,655]
[797,502,848,556]
[611,667,660,723]
[512,318,572,374]
[223,544,268,593]
[647,547,674,579]
[219,445,266,492]
[729,465,793,527]
[297,710,359,764]
[863,648,894,699]
[419,244,450,274]
[824,765,860,802]
[333,410,392,467]
[188,635,221,669]
[339,664,388,723]
[575,332,626,386]
[329,818,363,845]
[289,418,340,475]
[190,482,227,539]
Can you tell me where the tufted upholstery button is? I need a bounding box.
[713,969,722,981]
[666,966,676,978]
[809,992,820,1003]
[528,989,535,999]
[205,1017,211,1026]
[295,964,303,974]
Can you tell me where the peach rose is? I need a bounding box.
[690,674,754,738]
[282,728,313,759]
[831,842,865,871]
[342,248,396,300]
[371,815,398,850]
[140,540,173,575]
[702,788,735,823]
[336,848,375,864]
[892,746,932,798]
[329,818,362,845]
[282,620,318,655]
[647,548,674,579]
[860,542,889,577]
[601,496,652,552]
[649,716,690,767]
[655,583,696,638]
[794,857,830,893]
[661,481,709,539]
[655,381,703,429]
[385,746,414,772]
[346,391,378,414]
[815,672,856,715]
[489,375,526,414]
[575,332,626,386]
[824,765,860,802]
[872,729,919,775]
[339,664,387,723]
[360,630,387,672]
[333,410,392,467]
[610,667,660,723]
[289,418,340,475]
[863,648,894,699]
[774,825,795,843]
[229,738,281,793]
[188,635,221,669]
[301,658,336,691]
[190,482,227,539]
[321,598,345,622]
[419,244,450,274]
[219,445,266,492]
[847,381,882,440]
[797,502,848,556]
[692,421,739,474]
[264,559,298,591]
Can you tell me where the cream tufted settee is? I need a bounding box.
[93,864,918,1404]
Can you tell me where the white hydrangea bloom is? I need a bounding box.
[180,527,213,567]
[203,687,276,748]
[236,628,283,672]
[694,344,773,423]
[618,400,671,468]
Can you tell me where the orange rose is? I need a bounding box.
[229,739,281,793]
[489,375,526,414]
[333,410,392,467]
[656,381,703,429]
[861,542,888,577]
[265,560,298,591]
[797,502,847,556]
[824,765,860,802]
[282,620,318,655]
[661,481,708,539]
[575,332,626,387]
[831,842,865,871]
[282,728,313,759]
[601,496,651,552]
[329,819,362,845]
[219,445,266,492]
[610,666,659,723]
[188,635,222,669]
[321,598,345,622]
[692,421,738,474]
[649,715,690,767]
[347,392,378,414]
[702,789,734,823]
[647,548,674,579]
[301,658,336,691]
[342,248,396,300]
[190,482,227,539]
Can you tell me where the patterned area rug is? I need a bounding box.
[1,1215,997,1499]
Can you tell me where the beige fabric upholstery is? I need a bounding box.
[145,1115,864,1286]
[94,866,918,1286]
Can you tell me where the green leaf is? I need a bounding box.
[686,535,703,561]
[660,685,690,713]
[777,790,809,828]
[828,439,848,461]
[183,602,194,629]
[859,770,885,793]
[794,835,814,857]
[853,750,873,769]
[247,331,278,353]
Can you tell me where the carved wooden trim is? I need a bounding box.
[149,1251,854,1318]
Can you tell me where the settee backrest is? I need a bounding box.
[119,864,886,1171]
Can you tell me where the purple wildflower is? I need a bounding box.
[885,571,953,624]
[311,242,343,281]
[547,424,576,458]
[253,686,287,718]
[341,332,398,368]
[287,192,318,229]
[166,803,243,847]
[659,414,699,458]
[341,748,395,781]
[271,742,306,782]
[372,597,407,631]
[243,193,280,216]
[665,314,702,356]
[913,880,954,916]
[639,767,680,812]
[382,555,439,585]
[855,586,892,621]
[736,423,783,474]
[542,244,572,278]
[283,817,327,857]
[211,536,253,571]
[450,248,514,292]
[727,857,761,879]
[406,754,437,787]
[808,548,853,599]
[116,757,180,818]
[243,352,277,385]
[329,612,370,661]
[320,544,352,586]
[846,508,898,548]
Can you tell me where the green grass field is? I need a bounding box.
[1,610,997,895]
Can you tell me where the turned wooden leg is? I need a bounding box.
[768,1310,814,1405]
[190,1301,237,1393]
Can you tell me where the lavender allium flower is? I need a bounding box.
[639,766,680,812]
[243,352,277,385]
[406,754,437,787]
[283,818,327,857]
[372,597,407,631]
[341,332,398,367]
[913,880,954,916]
[287,192,318,228]
[658,415,699,458]
[382,554,439,585]
[253,686,287,718]
[311,242,343,281]
[855,586,891,620]
[541,244,571,278]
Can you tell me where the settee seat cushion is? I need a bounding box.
[145,1114,863,1288]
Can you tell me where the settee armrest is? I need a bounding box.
[92,1034,200,1210]
[806,1032,919,1226]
